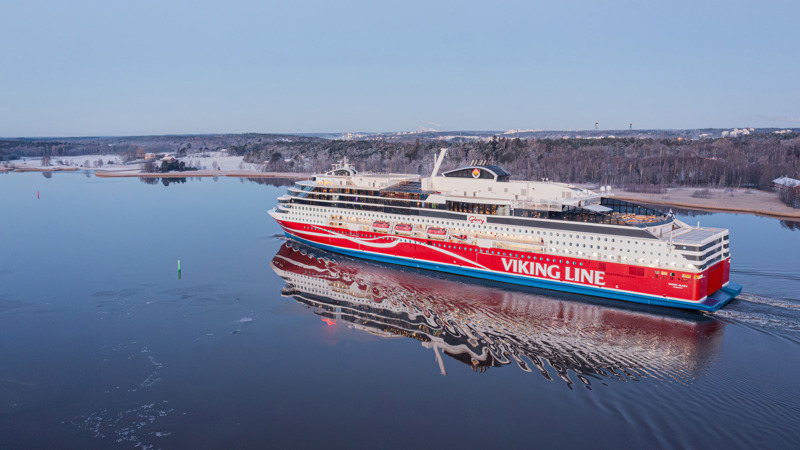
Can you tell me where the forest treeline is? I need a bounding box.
[4,132,799,192]
[237,134,800,191]
[0,134,321,161]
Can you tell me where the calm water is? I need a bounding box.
[1,172,799,449]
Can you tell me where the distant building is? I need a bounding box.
[773,176,800,188]
[774,176,800,208]
[162,154,175,162]
[724,128,751,137]
[144,153,156,160]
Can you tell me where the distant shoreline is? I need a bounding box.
[614,188,800,220]
[94,169,310,179]
[1,165,80,173]
[4,162,798,221]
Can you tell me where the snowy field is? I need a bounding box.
[13,152,260,173]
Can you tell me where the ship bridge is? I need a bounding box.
[442,165,511,182]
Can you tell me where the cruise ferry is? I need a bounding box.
[268,149,742,312]
[270,243,724,384]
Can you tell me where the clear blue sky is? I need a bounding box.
[1,0,798,137]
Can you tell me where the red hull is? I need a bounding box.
[274,218,730,304]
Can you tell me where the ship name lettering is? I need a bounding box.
[564,266,606,286]
[502,258,605,286]
[467,216,485,224]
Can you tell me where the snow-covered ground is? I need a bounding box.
[177,152,258,171]
[21,154,130,170]
[16,152,261,173]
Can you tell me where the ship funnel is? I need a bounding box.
[432,148,447,177]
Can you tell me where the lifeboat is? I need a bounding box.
[394,223,413,235]
[426,227,447,240]
[372,221,390,232]
[452,234,468,241]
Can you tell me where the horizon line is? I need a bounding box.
[3,126,799,140]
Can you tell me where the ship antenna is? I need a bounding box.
[432,148,447,177]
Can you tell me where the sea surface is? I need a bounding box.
[1,172,799,449]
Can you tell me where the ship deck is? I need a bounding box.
[670,228,721,244]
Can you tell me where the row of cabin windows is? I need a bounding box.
[447,201,510,216]
[550,240,665,256]
[293,186,429,201]
[291,190,673,231]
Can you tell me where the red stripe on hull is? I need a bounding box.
[275,218,730,303]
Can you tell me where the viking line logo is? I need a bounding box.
[501,258,606,286]
[471,168,481,178]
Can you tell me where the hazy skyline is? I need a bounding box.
[1,0,798,137]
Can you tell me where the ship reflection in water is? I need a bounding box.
[270,242,724,388]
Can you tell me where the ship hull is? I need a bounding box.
[272,214,741,312]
